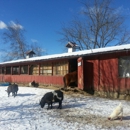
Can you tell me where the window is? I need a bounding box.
[2,67,5,74]
[21,65,28,74]
[6,66,11,74]
[30,65,39,75]
[119,56,130,77]
[40,63,52,75]
[13,66,19,75]
[53,61,68,76]
[0,67,2,74]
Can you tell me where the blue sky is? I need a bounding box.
[0,0,130,56]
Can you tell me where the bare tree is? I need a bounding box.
[1,21,45,61]
[1,21,28,61]
[30,41,46,56]
[60,0,130,50]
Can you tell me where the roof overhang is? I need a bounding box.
[0,44,130,66]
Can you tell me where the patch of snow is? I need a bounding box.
[0,86,130,130]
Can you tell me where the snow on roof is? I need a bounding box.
[0,44,130,65]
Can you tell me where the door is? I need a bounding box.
[84,61,94,94]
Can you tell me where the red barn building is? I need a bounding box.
[0,44,130,100]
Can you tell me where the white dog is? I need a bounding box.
[108,102,123,121]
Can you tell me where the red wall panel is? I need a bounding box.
[118,78,130,93]
[99,58,118,91]
[0,75,64,86]
[84,52,130,93]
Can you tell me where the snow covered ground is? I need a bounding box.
[0,86,130,130]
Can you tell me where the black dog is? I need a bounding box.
[6,83,18,97]
[40,90,64,109]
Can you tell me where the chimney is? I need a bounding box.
[26,50,36,58]
[66,42,80,53]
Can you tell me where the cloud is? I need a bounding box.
[120,7,130,16]
[112,6,130,16]
[0,21,7,29]
[9,21,23,30]
[31,39,38,43]
[0,21,24,30]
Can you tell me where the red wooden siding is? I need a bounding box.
[83,57,119,92]
[0,75,64,86]
[99,58,118,92]
[118,78,130,93]
[80,51,130,94]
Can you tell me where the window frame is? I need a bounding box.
[12,66,19,75]
[53,61,68,76]
[6,66,11,74]
[20,65,28,74]
[118,56,130,78]
[40,63,52,76]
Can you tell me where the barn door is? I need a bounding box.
[69,59,77,72]
[84,61,94,93]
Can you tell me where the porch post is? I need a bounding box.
[77,57,84,90]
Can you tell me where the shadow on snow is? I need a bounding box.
[17,93,36,97]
